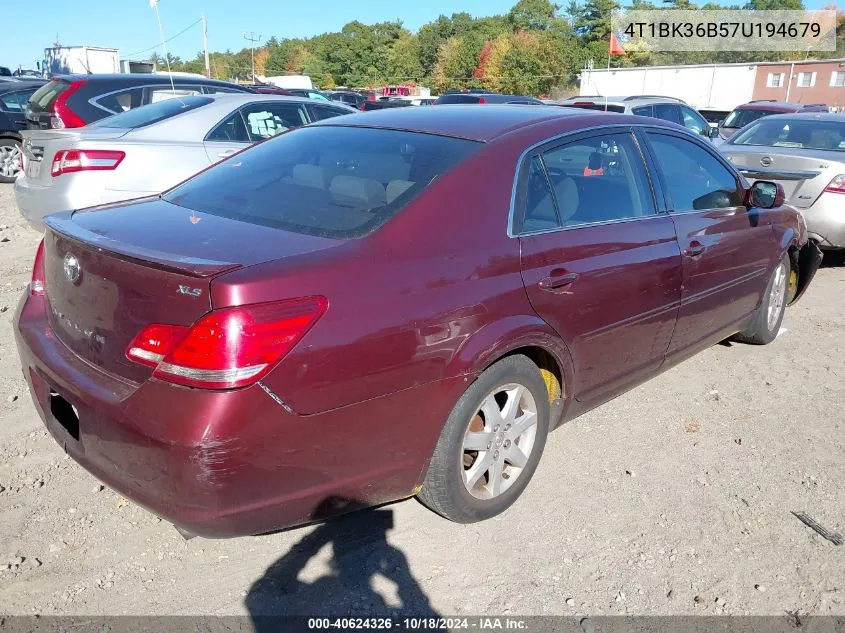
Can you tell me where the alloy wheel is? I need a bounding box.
[0,143,22,179]
[461,383,539,500]
[767,262,787,331]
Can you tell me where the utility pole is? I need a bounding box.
[242,31,262,81]
[202,14,210,78]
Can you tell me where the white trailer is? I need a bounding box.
[259,75,314,89]
[43,46,120,76]
[579,62,757,112]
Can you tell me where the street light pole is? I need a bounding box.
[242,31,262,81]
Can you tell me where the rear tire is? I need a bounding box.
[417,354,550,523]
[0,138,22,184]
[734,254,790,345]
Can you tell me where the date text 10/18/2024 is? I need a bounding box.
[307,618,529,630]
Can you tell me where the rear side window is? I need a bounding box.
[29,79,68,110]
[632,105,653,117]
[165,126,480,239]
[0,89,38,112]
[646,133,742,211]
[88,96,213,129]
[93,87,144,113]
[148,86,203,103]
[516,133,655,233]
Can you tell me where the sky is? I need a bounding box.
[2,0,519,71]
[2,0,838,71]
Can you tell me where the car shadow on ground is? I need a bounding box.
[245,497,440,628]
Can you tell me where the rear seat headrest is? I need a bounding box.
[330,175,387,208]
[290,164,329,189]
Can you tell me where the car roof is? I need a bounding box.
[0,79,46,92]
[735,101,826,112]
[750,111,845,122]
[50,73,243,88]
[315,104,640,142]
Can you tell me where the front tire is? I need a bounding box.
[0,138,22,184]
[417,354,550,523]
[734,254,790,345]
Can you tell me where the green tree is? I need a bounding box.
[508,0,562,30]
[387,33,423,82]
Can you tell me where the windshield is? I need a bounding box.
[88,96,213,129]
[722,108,771,129]
[731,118,845,151]
[164,126,481,239]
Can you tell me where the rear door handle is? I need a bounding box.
[538,271,579,291]
[683,241,705,257]
[217,148,238,158]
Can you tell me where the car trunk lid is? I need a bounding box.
[21,128,131,185]
[42,198,342,382]
[725,147,842,208]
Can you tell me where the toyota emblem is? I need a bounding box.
[63,254,81,284]
[760,156,773,167]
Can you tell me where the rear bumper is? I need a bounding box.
[803,194,845,249]
[15,293,464,537]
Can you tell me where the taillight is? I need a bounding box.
[50,80,87,129]
[30,240,45,297]
[51,149,125,177]
[478,97,486,104]
[824,174,845,194]
[126,297,328,390]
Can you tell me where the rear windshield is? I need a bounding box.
[722,108,771,129]
[88,96,213,129]
[29,79,69,111]
[560,103,625,113]
[731,118,845,151]
[437,95,483,104]
[164,126,481,239]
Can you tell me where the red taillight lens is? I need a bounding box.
[478,96,486,104]
[30,239,46,296]
[51,149,125,177]
[126,297,328,390]
[50,80,87,129]
[824,174,845,194]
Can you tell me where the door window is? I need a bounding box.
[93,88,144,113]
[632,105,653,117]
[0,89,38,111]
[646,133,742,211]
[206,111,250,142]
[241,103,308,141]
[680,106,708,136]
[523,132,655,230]
[310,103,351,121]
[653,104,682,125]
[521,156,559,233]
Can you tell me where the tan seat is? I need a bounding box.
[330,175,387,208]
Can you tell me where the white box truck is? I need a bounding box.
[43,46,120,76]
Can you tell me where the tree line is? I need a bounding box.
[155,0,845,97]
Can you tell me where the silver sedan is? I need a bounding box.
[15,94,357,231]
[721,113,845,250]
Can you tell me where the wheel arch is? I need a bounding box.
[448,315,576,428]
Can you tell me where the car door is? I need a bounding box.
[516,129,682,404]
[204,107,252,163]
[0,87,38,133]
[641,129,777,359]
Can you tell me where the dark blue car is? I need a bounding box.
[0,79,46,182]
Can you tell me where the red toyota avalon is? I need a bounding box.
[15,106,822,538]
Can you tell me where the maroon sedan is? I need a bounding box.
[15,106,822,537]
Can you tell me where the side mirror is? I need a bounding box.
[708,126,720,139]
[746,181,784,209]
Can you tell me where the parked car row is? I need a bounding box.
[8,79,827,538]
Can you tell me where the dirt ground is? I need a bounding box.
[0,182,842,618]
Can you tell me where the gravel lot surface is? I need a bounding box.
[0,182,842,618]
